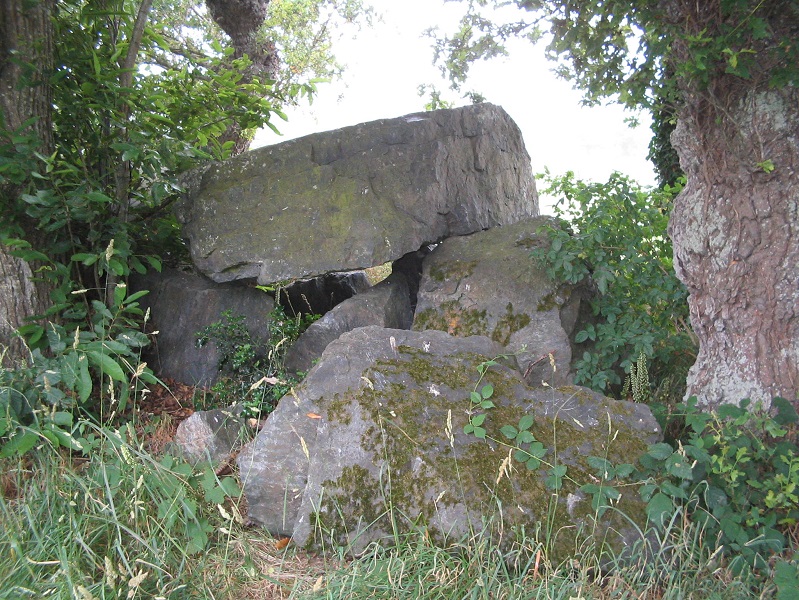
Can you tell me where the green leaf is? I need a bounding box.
[480,384,494,399]
[615,463,634,478]
[660,480,688,500]
[108,258,126,276]
[647,492,675,528]
[186,520,211,554]
[665,454,693,480]
[773,397,799,426]
[525,457,541,470]
[518,414,534,431]
[500,425,518,439]
[775,560,799,600]
[638,483,658,501]
[88,351,126,381]
[647,442,674,461]
[513,448,530,463]
[51,411,73,427]
[91,51,101,77]
[124,289,150,304]
[704,485,728,511]
[1,431,39,457]
[471,413,486,427]
[113,283,126,307]
[145,255,162,272]
[47,425,83,451]
[219,476,240,497]
[588,456,612,478]
[516,430,535,444]
[546,464,567,490]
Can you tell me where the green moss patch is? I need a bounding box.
[306,348,653,563]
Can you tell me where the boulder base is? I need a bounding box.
[238,326,660,561]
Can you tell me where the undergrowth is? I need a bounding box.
[0,423,249,598]
[195,305,318,418]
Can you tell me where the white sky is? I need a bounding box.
[252,0,657,214]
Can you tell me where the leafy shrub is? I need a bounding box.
[639,396,799,574]
[532,171,696,402]
[0,264,158,457]
[196,305,318,417]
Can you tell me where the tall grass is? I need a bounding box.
[291,515,771,600]
[0,421,261,599]
[0,424,785,600]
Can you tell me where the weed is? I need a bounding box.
[196,305,318,417]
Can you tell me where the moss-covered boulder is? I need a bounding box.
[176,103,538,284]
[413,217,590,387]
[237,326,660,562]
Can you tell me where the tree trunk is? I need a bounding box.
[205,0,278,154]
[0,0,54,364]
[0,0,53,146]
[668,86,799,409]
[0,246,48,364]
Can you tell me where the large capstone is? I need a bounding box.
[177,103,538,284]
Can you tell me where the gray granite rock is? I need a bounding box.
[413,217,591,387]
[131,268,273,386]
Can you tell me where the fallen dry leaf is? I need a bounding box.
[306,412,322,419]
[275,537,291,550]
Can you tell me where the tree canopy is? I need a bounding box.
[435,1,799,110]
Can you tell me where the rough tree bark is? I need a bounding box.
[205,0,278,155]
[669,88,799,409]
[0,0,55,364]
[663,0,799,409]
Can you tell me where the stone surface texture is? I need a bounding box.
[237,326,660,560]
[174,405,246,467]
[284,272,413,374]
[177,103,538,284]
[131,268,274,386]
[413,217,588,387]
